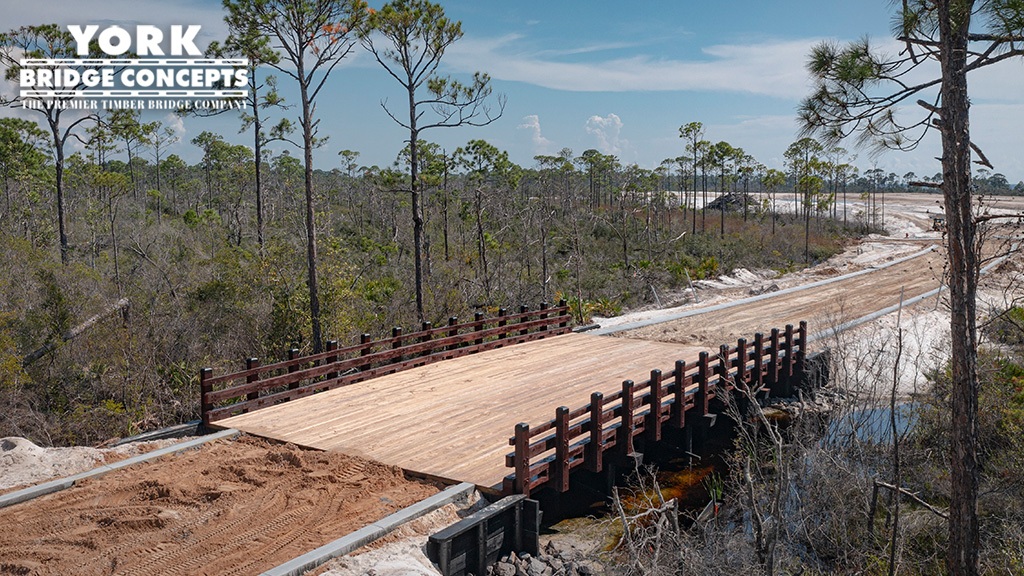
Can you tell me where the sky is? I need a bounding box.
[4,0,1024,182]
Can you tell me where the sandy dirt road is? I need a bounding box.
[617,245,947,348]
[615,192,1024,348]
[0,435,438,576]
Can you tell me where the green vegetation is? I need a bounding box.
[0,5,879,445]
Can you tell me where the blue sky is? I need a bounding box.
[5,0,1024,182]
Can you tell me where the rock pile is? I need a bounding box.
[486,541,607,576]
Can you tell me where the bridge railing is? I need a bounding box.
[504,321,807,496]
[199,301,571,425]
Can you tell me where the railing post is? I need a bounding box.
[797,320,808,374]
[586,392,604,473]
[245,357,260,408]
[519,305,529,336]
[768,328,780,395]
[287,348,300,391]
[619,380,635,457]
[555,406,570,492]
[514,422,531,496]
[737,338,748,389]
[719,344,731,391]
[359,333,372,372]
[539,301,549,332]
[647,369,663,441]
[697,352,710,416]
[325,340,338,381]
[672,360,686,428]
[474,311,485,346]
[497,308,508,341]
[447,317,458,351]
[392,327,403,364]
[558,298,569,329]
[781,324,795,396]
[420,322,432,358]
[753,333,764,392]
[200,367,213,426]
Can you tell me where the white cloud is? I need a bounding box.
[445,35,815,99]
[517,114,554,155]
[585,113,626,156]
[163,112,186,138]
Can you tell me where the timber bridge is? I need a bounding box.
[200,301,810,498]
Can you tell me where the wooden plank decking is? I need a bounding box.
[215,333,703,492]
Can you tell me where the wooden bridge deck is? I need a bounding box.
[214,333,702,493]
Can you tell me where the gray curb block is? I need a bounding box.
[0,428,241,509]
[260,481,476,576]
[593,244,938,335]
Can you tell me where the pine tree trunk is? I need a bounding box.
[300,74,323,354]
[938,1,980,574]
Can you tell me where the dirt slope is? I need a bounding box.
[0,435,438,576]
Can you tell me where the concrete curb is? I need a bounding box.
[593,244,938,335]
[260,481,476,576]
[0,429,241,509]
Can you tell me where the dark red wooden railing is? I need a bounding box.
[199,301,571,424]
[504,321,808,496]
